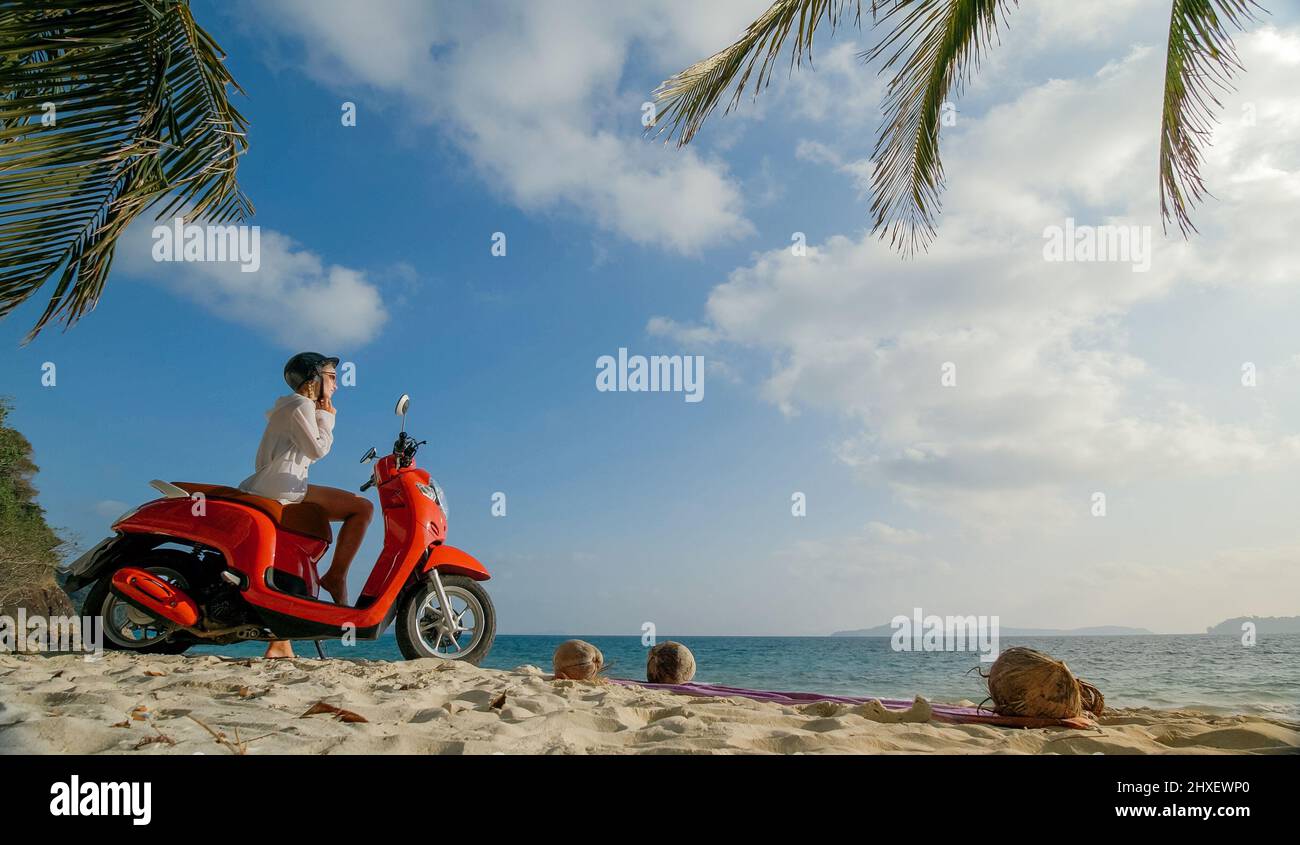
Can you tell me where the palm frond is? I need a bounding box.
[863,0,1014,255]
[653,0,1012,255]
[0,0,252,341]
[1159,0,1262,236]
[651,0,867,147]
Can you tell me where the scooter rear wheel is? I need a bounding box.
[396,574,496,665]
[84,550,200,655]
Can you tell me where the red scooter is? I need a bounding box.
[64,394,496,664]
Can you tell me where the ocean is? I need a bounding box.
[191,633,1300,720]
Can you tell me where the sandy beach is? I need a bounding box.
[2,652,1297,755]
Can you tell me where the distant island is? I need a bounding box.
[832,616,1300,636]
[1205,616,1300,635]
[831,623,1153,637]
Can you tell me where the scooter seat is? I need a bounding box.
[170,482,333,543]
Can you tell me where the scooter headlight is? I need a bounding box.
[433,480,448,519]
[417,480,448,518]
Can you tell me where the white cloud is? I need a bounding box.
[256,0,767,253]
[646,315,720,346]
[655,27,1300,531]
[1016,0,1156,49]
[795,138,875,199]
[93,500,130,518]
[865,521,926,544]
[784,42,886,129]
[118,221,389,350]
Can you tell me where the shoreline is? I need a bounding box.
[3,652,1298,755]
[190,633,1300,721]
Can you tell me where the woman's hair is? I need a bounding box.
[295,375,321,400]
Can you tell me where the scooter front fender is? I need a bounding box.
[421,544,491,581]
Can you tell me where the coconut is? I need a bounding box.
[552,639,604,680]
[982,647,1104,719]
[646,641,696,684]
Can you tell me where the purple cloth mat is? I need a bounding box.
[609,678,1093,728]
[612,678,964,715]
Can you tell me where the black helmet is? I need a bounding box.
[283,352,340,392]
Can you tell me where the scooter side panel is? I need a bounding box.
[270,528,329,598]
[114,497,274,573]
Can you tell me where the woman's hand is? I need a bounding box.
[317,394,335,414]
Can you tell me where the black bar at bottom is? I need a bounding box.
[6,752,1293,828]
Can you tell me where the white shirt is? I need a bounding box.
[237,394,335,504]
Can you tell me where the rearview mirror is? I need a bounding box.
[395,394,410,417]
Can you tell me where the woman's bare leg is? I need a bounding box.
[264,640,294,658]
[305,484,374,606]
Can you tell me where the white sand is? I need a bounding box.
[2,652,1297,754]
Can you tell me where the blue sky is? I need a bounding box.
[3,0,1299,635]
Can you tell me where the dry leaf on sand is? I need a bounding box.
[301,701,368,723]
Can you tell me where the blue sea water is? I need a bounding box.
[192,633,1300,720]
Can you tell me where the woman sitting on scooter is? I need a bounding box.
[238,352,374,659]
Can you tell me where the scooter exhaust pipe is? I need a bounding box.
[110,567,201,628]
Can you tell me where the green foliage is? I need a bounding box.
[0,0,253,341]
[1159,0,1263,235]
[0,396,64,600]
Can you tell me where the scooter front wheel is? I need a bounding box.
[396,574,496,665]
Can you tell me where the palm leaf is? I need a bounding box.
[652,0,1013,254]
[1159,0,1262,236]
[863,0,1014,254]
[651,0,866,147]
[0,0,252,341]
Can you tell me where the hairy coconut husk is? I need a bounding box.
[980,647,1105,719]
[552,639,604,680]
[646,641,696,684]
